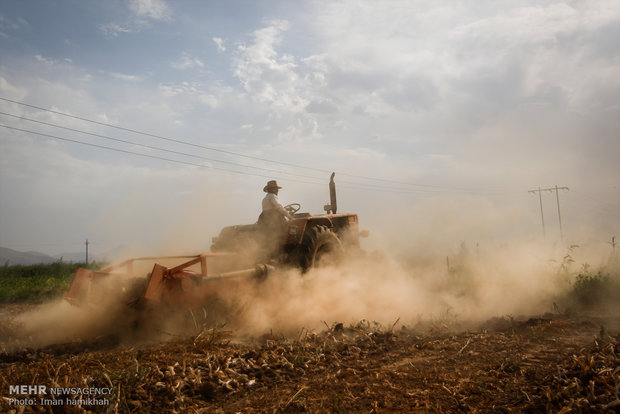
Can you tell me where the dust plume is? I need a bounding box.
[7,272,145,349]
[5,222,617,350]
[217,236,619,337]
[6,260,203,349]
[218,244,551,336]
[10,299,124,349]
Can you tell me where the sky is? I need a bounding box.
[0,0,619,258]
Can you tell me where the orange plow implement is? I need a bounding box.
[64,253,272,308]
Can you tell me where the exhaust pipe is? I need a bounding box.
[323,172,338,214]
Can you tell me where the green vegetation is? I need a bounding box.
[0,261,103,303]
[559,238,620,312]
[567,270,620,310]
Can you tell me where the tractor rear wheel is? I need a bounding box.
[298,225,344,271]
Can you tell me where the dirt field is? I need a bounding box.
[1,305,620,413]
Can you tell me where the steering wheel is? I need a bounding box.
[284,203,301,214]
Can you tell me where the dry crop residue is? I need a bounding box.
[1,314,620,413]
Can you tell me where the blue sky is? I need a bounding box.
[0,0,619,257]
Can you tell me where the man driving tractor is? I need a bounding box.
[258,180,293,227]
[257,180,293,254]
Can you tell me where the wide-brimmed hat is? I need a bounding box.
[263,180,282,192]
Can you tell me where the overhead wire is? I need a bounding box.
[0,97,426,189]
[0,110,329,183]
[0,96,517,194]
[0,112,445,193]
[0,123,295,182]
[0,96,529,195]
[1,123,457,194]
[0,96,333,173]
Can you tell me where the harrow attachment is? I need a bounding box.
[65,253,272,308]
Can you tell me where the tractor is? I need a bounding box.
[210,173,361,271]
[64,173,362,310]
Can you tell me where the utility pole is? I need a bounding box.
[553,185,569,241]
[529,185,569,241]
[85,238,89,265]
[529,186,547,240]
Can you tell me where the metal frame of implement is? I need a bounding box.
[64,253,271,308]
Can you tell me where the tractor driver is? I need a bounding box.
[259,180,293,228]
[257,180,293,254]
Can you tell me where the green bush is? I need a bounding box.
[568,270,620,310]
[0,261,103,303]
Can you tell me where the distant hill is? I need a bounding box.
[0,247,57,266]
[0,246,123,266]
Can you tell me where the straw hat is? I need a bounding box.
[263,180,282,192]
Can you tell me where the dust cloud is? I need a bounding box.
[12,299,124,348]
[4,187,617,350]
[5,234,617,350]
[9,270,151,349]
[219,241,586,337]
[207,191,619,337]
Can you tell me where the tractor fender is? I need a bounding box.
[306,217,333,230]
[286,217,333,245]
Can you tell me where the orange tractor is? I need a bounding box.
[64,174,362,309]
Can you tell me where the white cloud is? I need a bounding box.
[197,93,218,108]
[99,22,132,38]
[305,99,338,114]
[129,0,171,22]
[99,0,171,37]
[0,76,27,101]
[0,13,30,32]
[232,20,330,142]
[213,37,226,52]
[34,54,54,65]
[170,52,205,70]
[234,20,299,105]
[16,17,29,28]
[301,0,620,126]
[110,72,143,81]
[158,82,198,97]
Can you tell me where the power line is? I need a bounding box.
[0,110,468,193]
[0,96,512,194]
[0,110,329,183]
[0,123,303,182]
[0,96,333,172]
[0,119,447,193]
[0,123,460,194]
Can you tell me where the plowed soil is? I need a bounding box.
[1,304,620,413]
